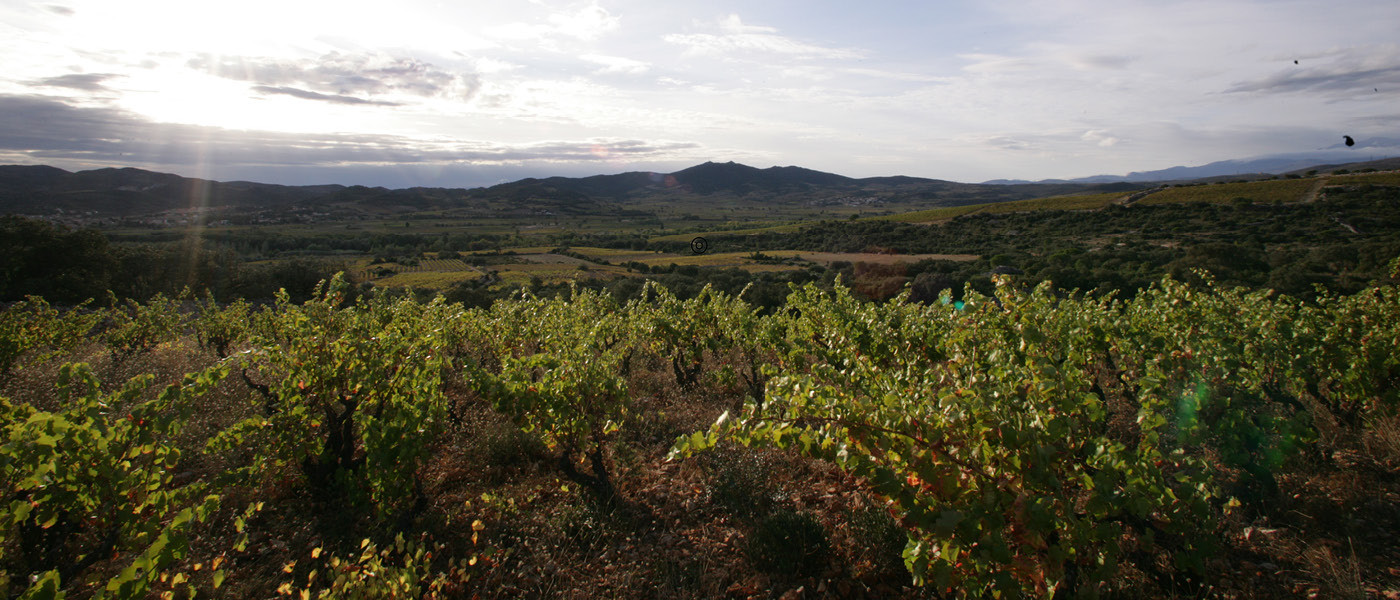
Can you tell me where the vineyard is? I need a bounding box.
[2,265,1399,598]
[1134,179,1319,206]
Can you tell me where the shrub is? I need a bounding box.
[191,292,251,358]
[704,447,782,519]
[469,286,636,504]
[0,363,225,598]
[103,292,186,358]
[746,509,831,578]
[848,506,909,577]
[0,296,98,379]
[208,275,451,519]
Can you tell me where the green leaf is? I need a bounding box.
[934,510,964,538]
[17,570,63,600]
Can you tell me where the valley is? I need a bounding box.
[2,158,1399,599]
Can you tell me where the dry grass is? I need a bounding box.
[1302,541,1367,600]
[1363,412,1400,471]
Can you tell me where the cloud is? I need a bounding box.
[579,54,649,75]
[0,95,704,184]
[251,86,402,106]
[489,2,620,43]
[546,2,619,41]
[1072,54,1134,70]
[44,5,74,16]
[1350,113,1400,126]
[1081,129,1120,147]
[957,53,1039,74]
[959,51,1134,74]
[188,52,480,103]
[716,13,775,35]
[664,14,864,60]
[839,67,951,83]
[1225,46,1400,96]
[31,73,120,92]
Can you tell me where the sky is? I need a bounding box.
[1,0,1397,188]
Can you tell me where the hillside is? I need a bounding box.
[3,163,1399,599]
[0,162,1142,227]
[0,165,347,216]
[2,268,1397,599]
[6,157,1396,234]
[985,152,1400,184]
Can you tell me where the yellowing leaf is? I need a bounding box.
[311,547,322,559]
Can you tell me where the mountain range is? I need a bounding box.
[1,153,1395,225]
[0,161,1138,223]
[984,147,1400,184]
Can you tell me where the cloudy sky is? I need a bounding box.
[1,0,1397,187]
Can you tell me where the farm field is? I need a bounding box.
[342,248,989,290]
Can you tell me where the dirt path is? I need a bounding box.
[1117,185,1168,206]
[1302,176,1330,202]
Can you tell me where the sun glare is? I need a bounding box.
[115,69,360,134]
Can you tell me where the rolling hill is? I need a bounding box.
[2,156,1394,229]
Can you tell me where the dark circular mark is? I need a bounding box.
[690,237,709,255]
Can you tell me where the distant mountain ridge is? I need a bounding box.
[3,154,1395,224]
[0,161,1131,222]
[983,150,1400,185]
[0,165,353,216]
[503,162,947,197]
